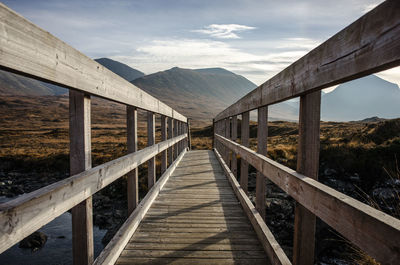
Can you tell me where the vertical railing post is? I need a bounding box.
[212,119,215,149]
[225,117,231,167]
[173,119,178,159]
[168,117,173,166]
[127,106,138,214]
[161,115,167,174]
[179,121,183,153]
[69,90,93,265]
[147,112,156,189]
[256,106,268,220]
[231,115,238,177]
[187,119,191,150]
[293,91,321,265]
[240,111,249,194]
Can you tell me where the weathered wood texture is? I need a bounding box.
[240,112,249,194]
[168,118,173,166]
[94,149,187,265]
[173,120,178,159]
[214,0,400,122]
[215,134,400,265]
[256,106,267,221]
[115,150,269,265]
[0,134,187,253]
[69,90,94,265]
[148,112,156,189]
[293,91,321,265]
[161,115,168,174]
[215,149,290,265]
[225,118,231,167]
[187,120,191,149]
[127,106,139,214]
[0,3,187,122]
[231,116,238,178]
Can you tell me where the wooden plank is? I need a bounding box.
[256,106,268,220]
[132,231,257,239]
[215,149,291,265]
[161,115,168,174]
[148,112,156,189]
[214,1,400,121]
[240,112,249,194]
[69,90,94,265]
[0,133,186,254]
[168,117,173,166]
[293,91,321,265]
[0,4,187,123]
[127,106,138,214]
[231,116,238,177]
[129,237,259,244]
[116,257,268,265]
[93,149,187,265]
[125,243,262,251]
[119,249,266,259]
[215,134,400,265]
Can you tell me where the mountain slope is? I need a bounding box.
[131,67,256,120]
[95,58,145,81]
[0,70,66,96]
[322,75,400,121]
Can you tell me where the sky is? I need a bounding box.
[3,0,398,88]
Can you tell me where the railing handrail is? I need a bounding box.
[214,0,400,122]
[215,133,400,264]
[0,3,187,123]
[0,133,187,254]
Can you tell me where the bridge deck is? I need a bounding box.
[116,150,269,265]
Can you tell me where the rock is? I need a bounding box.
[19,231,47,251]
[323,168,337,176]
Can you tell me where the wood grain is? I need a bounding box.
[127,106,138,214]
[69,90,94,265]
[256,106,268,221]
[215,134,400,265]
[240,112,249,194]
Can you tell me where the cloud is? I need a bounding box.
[192,24,256,39]
[111,37,318,85]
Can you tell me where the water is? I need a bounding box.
[0,197,107,265]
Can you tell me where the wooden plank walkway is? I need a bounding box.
[116,150,269,265]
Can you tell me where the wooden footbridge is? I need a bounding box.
[0,1,400,265]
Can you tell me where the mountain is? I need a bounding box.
[0,70,66,96]
[321,75,400,121]
[131,67,257,120]
[95,58,145,81]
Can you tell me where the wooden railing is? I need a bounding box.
[0,3,190,265]
[213,1,400,265]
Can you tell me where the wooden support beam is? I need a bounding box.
[147,112,156,189]
[212,119,215,149]
[240,111,249,194]
[127,106,138,214]
[225,118,231,168]
[293,91,321,265]
[161,115,167,174]
[214,1,400,122]
[187,119,191,150]
[173,120,178,159]
[231,115,238,178]
[256,106,268,220]
[167,118,173,166]
[69,90,93,265]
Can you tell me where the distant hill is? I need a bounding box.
[131,67,256,120]
[322,75,400,121]
[0,70,66,96]
[95,58,145,81]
